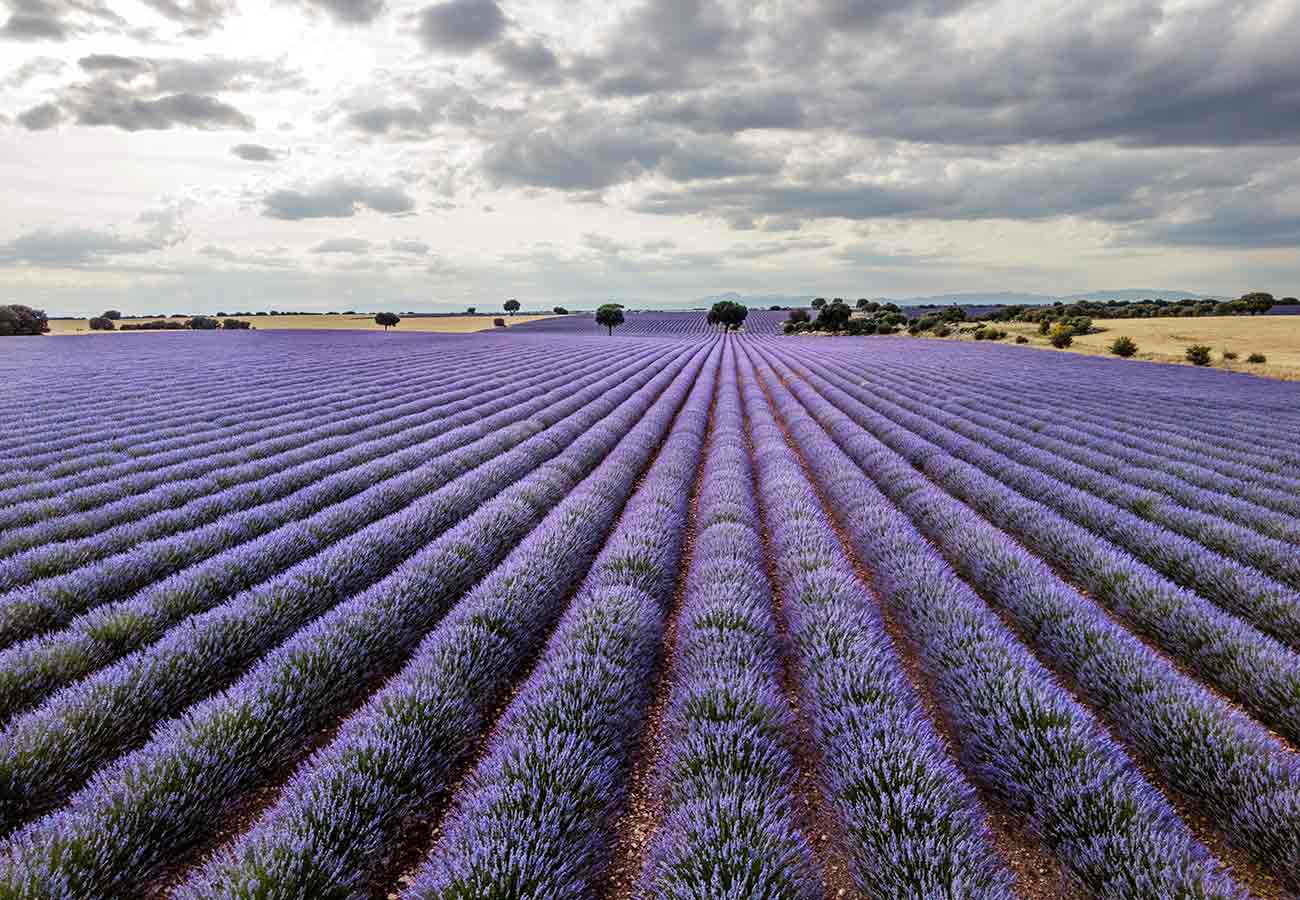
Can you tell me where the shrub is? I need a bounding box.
[1014,335,1029,344]
[374,312,400,331]
[88,316,116,331]
[493,317,506,327]
[875,323,897,335]
[934,324,953,338]
[786,308,810,325]
[0,304,49,336]
[1221,350,1238,361]
[815,302,852,331]
[188,316,220,331]
[1247,352,1267,364]
[1048,324,1074,348]
[552,307,568,315]
[103,310,122,320]
[222,318,252,330]
[1109,336,1138,357]
[975,328,1007,341]
[1038,320,1052,335]
[1184,345,1212,366]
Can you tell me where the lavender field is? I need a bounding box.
[1,326,1298,900]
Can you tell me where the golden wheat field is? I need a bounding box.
[1000,315,1300,380]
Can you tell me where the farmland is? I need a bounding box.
[46,314,551,335]
[0,325,1298,900]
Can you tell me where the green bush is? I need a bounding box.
[1109,336,1138,357]
[1048,324,1074,348]
[934,324,952,338]
[1221,350,1238,361]
[1037,320,1052,335]
[1247,352,1267,364]
[1014,335,1028,344]
[88,316,116,331]
[0,304,49,336]
[187,316,220,330]
[1185,345,1212,366]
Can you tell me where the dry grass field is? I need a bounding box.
[999,315,1300,380]
[47,314,552,335]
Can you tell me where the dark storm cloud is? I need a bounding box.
[491,38,558,82]
[231,143,281,161]
[262,177,416,219]
[417,0,505,52]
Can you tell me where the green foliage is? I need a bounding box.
[1247,352,1267,364]
[1048,324,1074,348]
[102,310,122,320]
[811,298,827,309]
[595,303,625,335]
[552,307,568,315]
[187,316,220,331]
[0,304,49,336]
[1109,336,1138,357]
[88,316,115,331]
[1184,344,1212,366]
[814,300,852,331]
[708,300,749,331]
[222,319,252,330]
[374,312,401,330]
[504,299,521,315]
[786,308,810,325]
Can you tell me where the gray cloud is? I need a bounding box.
[138,0,235,34]
[73,89,253,130]
[0,0,120,41]
[231,143,281,161]
[311,237,371,253]
[491,37,558,81]
[262,177,416,219]
[2,55,64,86]
[0,204,187,266]
[417,0,505,52]
[644,89,806,133]
[282,0,384,25]
[342,85,496,139]
[78,53,147,72]
[482,124,673,191]
[390,239,430,254]
[16,101,64,129]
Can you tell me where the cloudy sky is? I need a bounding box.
[2,0,1299,315]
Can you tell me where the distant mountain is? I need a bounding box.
[687,289,1216,309]
[895,291,1054,307]
[1059,289,1212,302]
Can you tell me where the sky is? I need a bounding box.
[2,0,1299,315]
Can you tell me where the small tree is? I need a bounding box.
[375,312,401,331]
[1048,323,1074,348]
[1185,344,1212,366]
[103,309,122,321]
[1109,336,1138,357]
[595,303,625,335]
[188,316,220,330]
[811,298,827,310]
[466,307,477,315]
[553,306,569,315]
[815,301,852,332]
[1247,352,1267,363]
[0,305,49,336]
[1222,350,1238,361]
[222,318,252,330]
[90,316,116,330]
[709,300,748,331]
[1238,292,1274,315]
[504,299,521,316]
[787,308,810,325]
[856,298,869,310]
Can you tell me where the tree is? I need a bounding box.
[709,300,749,331]
[88,316,115,331]
[787,308,809,325]
[553,306,569,315]
[504,298,521,316]
[1238,292,1275,315]
[815,300,852,331]
[222,318,252,330]
[1048,323,1074,348]
[811,297,827,310]
[375,312,401,331]
[0,305,49,336]
[188,316,220,330]
[856,298,869,310]
[466,307,477,315]
[103,309,122,320]
[595,303,625,335]
[1109,336,1138,357]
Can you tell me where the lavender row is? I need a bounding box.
[862,364,1300,579]
[744,346,1242,899]
[766,348,1300,890]
[0,342,489,481]
[0,337,470,454]
[0,347,670,651]
[641,349,818,900]
[771,348,1300,757]
[919,382,1300,545]
[808,352,1300,649]
[0,346,626,575]
[394,347,717,900]
[736,344,1015,900]
[0,347,678,724]
[0,345,710,900]
[882,357,1300,527]
[901,358,1300,493]
[0,345,531,521]
[0,346,692,823]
